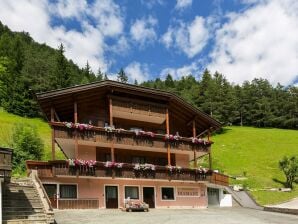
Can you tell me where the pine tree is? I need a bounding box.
[117,68,128,83]
[53,43,70,89]
[165,74,174,88]
[96,67,103,81]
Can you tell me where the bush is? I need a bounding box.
[12,123,44,174]
[279,155,298,189]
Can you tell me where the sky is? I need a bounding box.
[0,0,297,86]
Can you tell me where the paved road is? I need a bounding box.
[54,207,298,224]
[269,197,298,209]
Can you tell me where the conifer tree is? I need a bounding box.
[117,68,128,83]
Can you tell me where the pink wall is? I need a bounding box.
[41,177,207,209]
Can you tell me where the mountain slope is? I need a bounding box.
[212,126,298,205]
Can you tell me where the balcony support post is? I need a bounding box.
[74,100,79,158]
[109,98,115,162]
[166,107,171,166]
[208,130,212,169]
[192,120,197,168]
[50,106,55,160]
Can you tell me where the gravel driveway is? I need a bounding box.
[54,207,298,224]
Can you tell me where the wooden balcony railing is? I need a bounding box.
[52,122,211,153]
[0,147,12,182]
[26,160,229,186]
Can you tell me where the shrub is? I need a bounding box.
[12,123,44,174]
[279,155,298,189]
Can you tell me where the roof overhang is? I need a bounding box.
[36,80,222,132]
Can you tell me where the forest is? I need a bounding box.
[0,21,297,129]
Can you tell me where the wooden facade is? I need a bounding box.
[28,80,228,209]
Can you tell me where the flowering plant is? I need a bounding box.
[196,166,208,174]
[68,159,96,168]
[191,137,210,145]
[68,159,75,166]
[164,133,180,141]
[65,122,74,128]
[104,161,124,168]
[64,122,93,131]
[134,130,155,138]
[104,126,115,132]
[166,165,182,173]
[133,163,155,171]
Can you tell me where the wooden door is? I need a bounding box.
[43,184,57,208]
[105,186,118,208]
[143,187,155,208]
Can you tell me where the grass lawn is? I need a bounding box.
[1,108,297,205]
[211,126,298,205]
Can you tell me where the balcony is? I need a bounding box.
[26,160,229,186]
[0,147,12,182]
[52,122,212,154]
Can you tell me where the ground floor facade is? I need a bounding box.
[41,177,216,209]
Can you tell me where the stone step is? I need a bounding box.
[3,211,44,219]
[3,195,40,200]
[3,218,47,224]
[3,213,46,220]
[3,203,43,208]
[3,207,44,212]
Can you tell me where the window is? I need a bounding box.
[105,153,111,161]
[161,187,175,200]
[132,156,146,164]
[43,184,57,198]
[60,185,77,199]
[125,186,139,199]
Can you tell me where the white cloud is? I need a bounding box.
[208,0,298,85]
[130,16,158,47]
[175,0,192,10]
[161,16,209,58]
[160,62,199,80]
[50,0,88,19]
[125,62,150,83]
[0,0,125,73]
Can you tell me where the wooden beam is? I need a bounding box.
[187,116,197,126]
[50,106,55,160]
[192,120,197,168]
[109,98,113,126]
[109,97,115,162]
[209,152,212,170]
[74,100,78,158]
[166,107,171,166]
[196,127,213,138]
[54,109,60,122]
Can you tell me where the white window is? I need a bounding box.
[125,186,139,199]
[161,187,175,200]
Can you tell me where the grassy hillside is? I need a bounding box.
[212,126,298,205]
[1,108,297,205]
[0,108,64,160]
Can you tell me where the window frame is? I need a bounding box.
[160,186,175,201]
[124,185,140,200]
[59,184,78,199]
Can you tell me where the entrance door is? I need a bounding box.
[105,186,118,208]
[143,187,155,208]
[43,184,57,208]
[207,187,220,206]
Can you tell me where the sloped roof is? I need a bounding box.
[36,80,221,132]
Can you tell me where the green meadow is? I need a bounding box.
[212,126,298,205]
[1,108,297,205]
